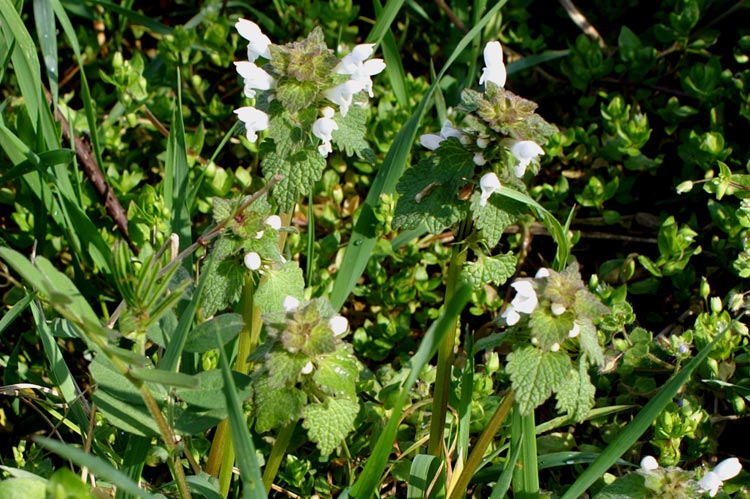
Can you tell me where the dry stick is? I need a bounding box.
[435,0,468,34]
[558,0,607,49]
[44,87,138,255]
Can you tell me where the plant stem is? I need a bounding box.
[511,408,540,499]
[428,239,468,457]
[262,422,296,492]
[447,390,515,499]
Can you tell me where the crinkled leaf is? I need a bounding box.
[506,346,571,415]
[266,351,309,388]
[254,261,305,315]
[303,323,337,356]
[254,378,306,432]
[393,139,474,233]
[212,197,234,224]
[276,79,319,113]
[262,147,326,211]
[529,307,574,350]
[471,191,526,247]
[332,104,371,158]
[314,345,360,399]
[462,252,517,289]
[578,317,605,367]
[478,84,538,130]
[201,237,244,317]
[574,288,611,320]
[302,397,360,455]
[555,358,595,422]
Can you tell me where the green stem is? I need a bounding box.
[262,422,296,492]
[447,390,515,499]
[428,242,468,457]
[511,408,539,499]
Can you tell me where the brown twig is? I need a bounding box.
[558,0,607,48]
[434,0,468,34]
[44,87,138,255]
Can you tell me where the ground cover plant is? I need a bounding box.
[0,0,749,498]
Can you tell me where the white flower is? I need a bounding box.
[255,230,264,239]
[243,252,261,270]
[568,321,581,338]
[336,43,386,98]
[236,19,272,61]
[535,268,551,279]
[551,303,566,316]
[234,106,269,143]
[419,120,466,151]
[501,307,521,326]
[324,79,363,117]
[476,136,490,149]
[265,215,282,230]
[473,153,487,166]
[234,61,275,98]
[509,140,545,177]
[283,296,300,312]
[640,455,659,471]
[301,361,314,375]
[550,343,560,352]
[698,458,743,497]
[510,280,538,314]
[479,172,502,207]
[479,41,507,88]
[312,107,339,157]
[329,315,349,337]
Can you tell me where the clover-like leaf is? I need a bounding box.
[506,346,571,415]
[302,398,359,455]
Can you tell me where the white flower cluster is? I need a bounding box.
[501,268,580,352]
[639,455,743,497]
[418,40,546,207]
[233,19,385,157]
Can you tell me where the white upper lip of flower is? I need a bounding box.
[234,106,269,143]
[509,140,545,177]
[312,107,339,157]
[420,120,466,151]
[479,41,507,88]
[236,19,272,62]
[698,458,743,497]
[336,43,386,98]
[479,172,501,207]
[234,61,276,98]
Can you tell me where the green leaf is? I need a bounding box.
[201,238,245,317]
[276,80,319,113]
[578,318,605,367]
[265,351,309,388]
[0,477,46,499]
[254,378,306,432]
[332,104,372,158]
[314,346,360,399]
[262,147,327,211]
[507,346,571,415]
[183,314,244,353]
[302,397,360,456]
[528,307,574,350]
[555,359,595,422]
[393,139,474,233]
[462,253,517,289]
[46,468,93,499]
[254,261,305,315]
[176,370,253,410]
[471,191,526,247]
[128,368,199,389]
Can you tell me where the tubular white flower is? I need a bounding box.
[283,296,300,312]
[698,471,723,497]
[243,252,261,270]
[509,140,545,177]
[714,458,742,481]
[551,303,566,316]
[510,280,538,314]
[301,361,314,375]
[265,215,282,230]
[473,153,487,166]
[336,43,386,98]
[568,321,581,338]
[329,315,349,337]
[234,106,269,143]
[640,455,659,471]
[476,136,490,149]
[550,343,560,352]
[501,306,521,326]
[419,119,466,151]
[479,41,507,88]
[324,79,363,117]
[535,268,551,279]
[236,19,272,61]
[312,107,339,157]
[479,172,502,207]
[234,61,275,98]
[420,133,444,150]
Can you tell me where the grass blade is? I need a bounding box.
[330,0,508,310]
[33,0,58,105]
[35,437,155,499]
[349,283,473,498]
[374,0,409,109]
[559,319,736,499]
[165,71,193,256]
[407,455,445,499]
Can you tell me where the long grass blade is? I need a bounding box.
[374,0,409,109]
[33,0,58,105]
[330,0,508,310]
